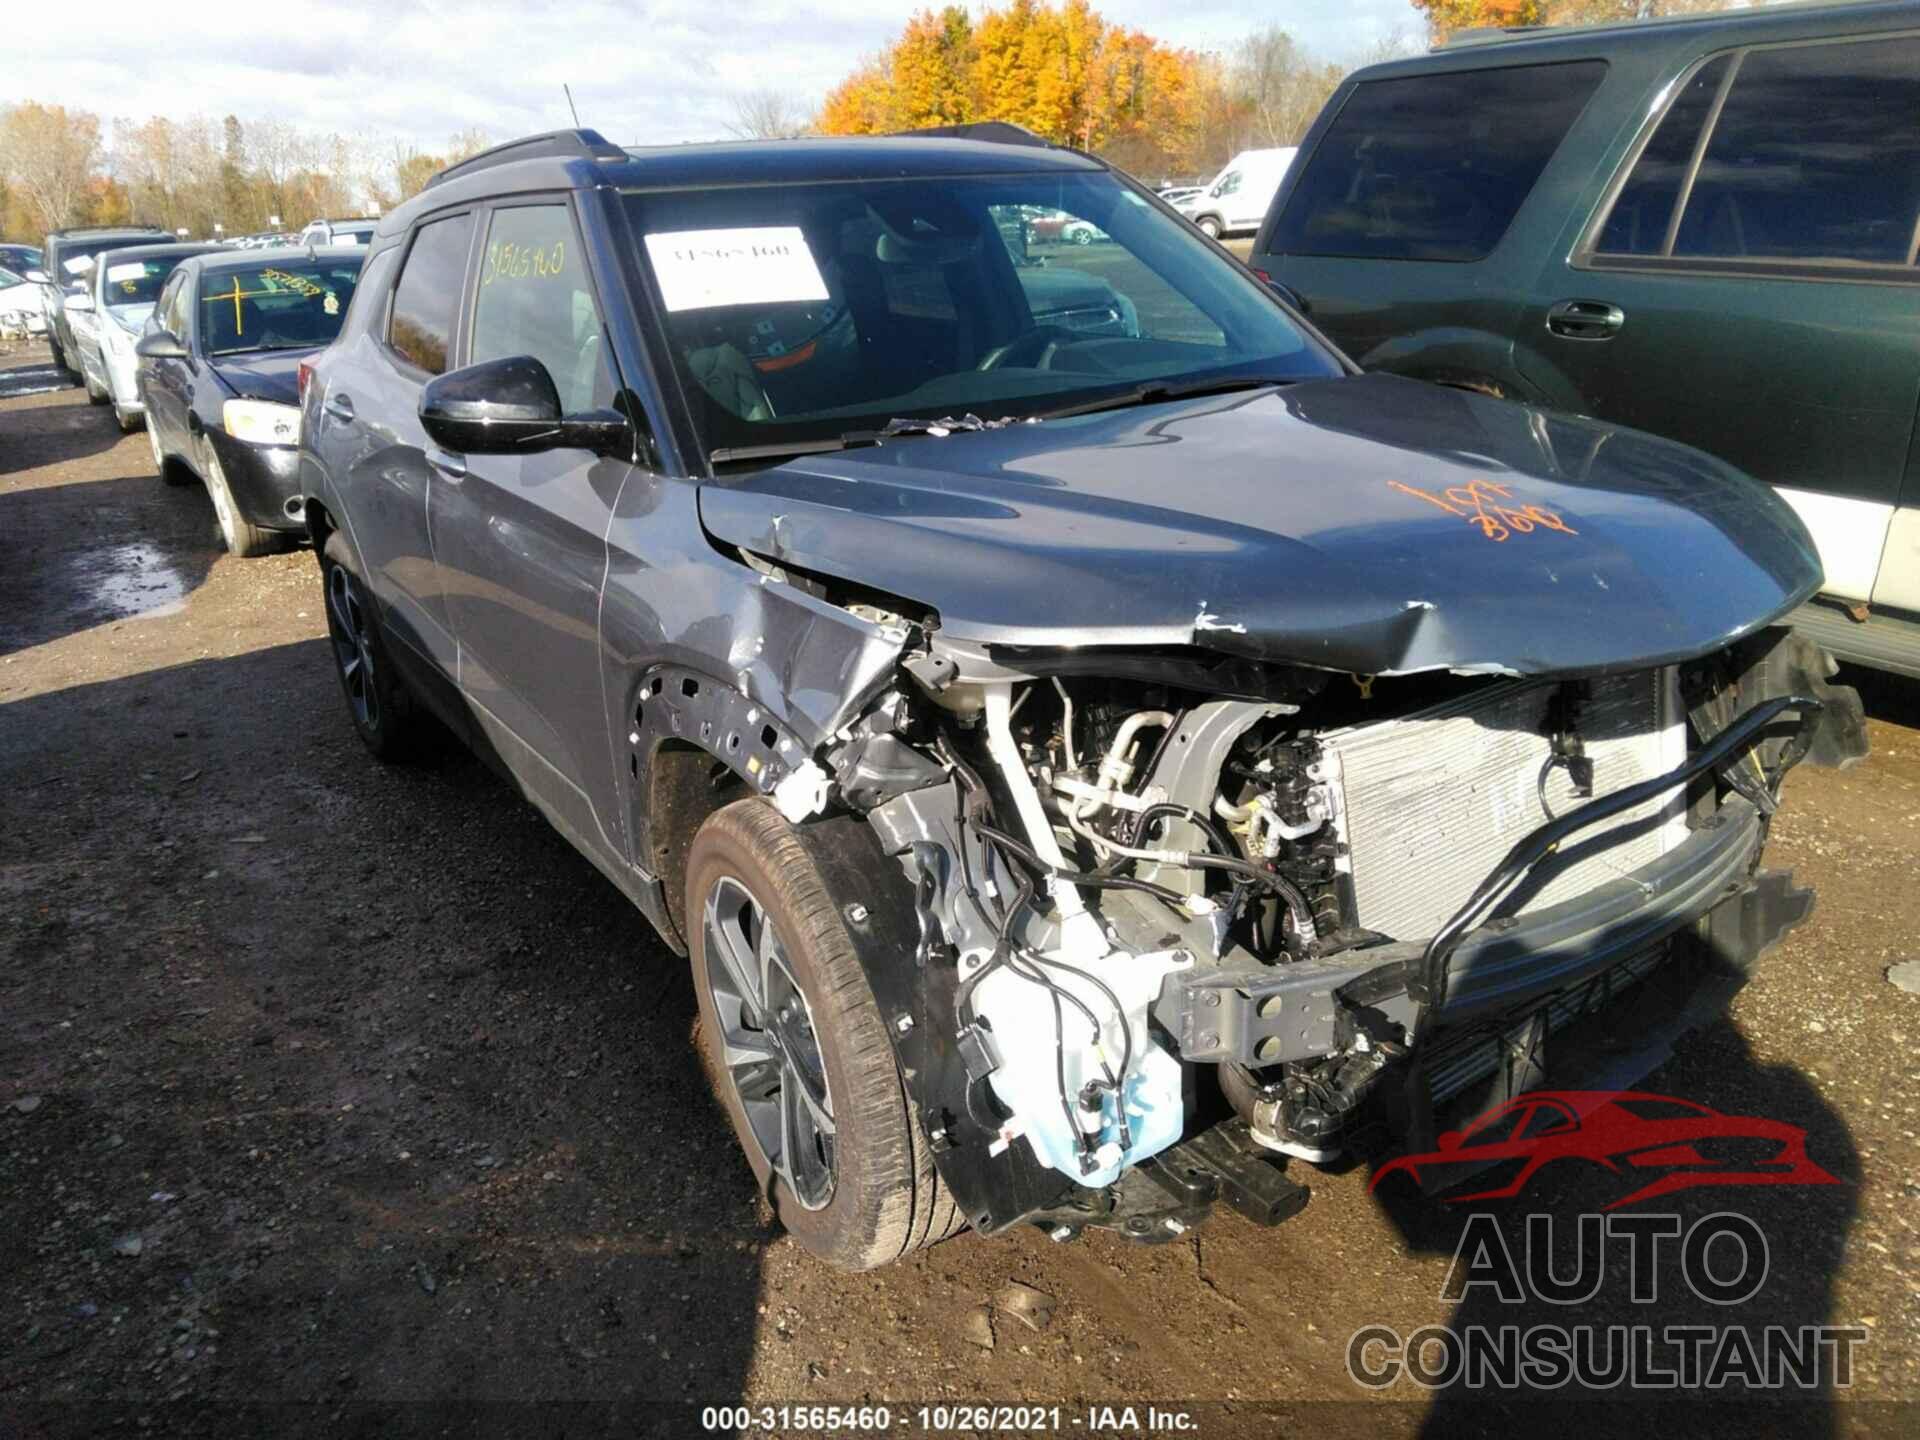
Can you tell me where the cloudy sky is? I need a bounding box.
[16,0,1416,152]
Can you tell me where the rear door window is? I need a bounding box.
[387,213,474,375]
[1268,61,1607,262]
[1673,36,1920,266]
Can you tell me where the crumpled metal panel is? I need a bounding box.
[698,374,1824,678]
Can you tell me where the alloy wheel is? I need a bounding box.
[326,563,379,733]
[701,876,836,1210]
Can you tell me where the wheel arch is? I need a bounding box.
[1354,325,1545,405]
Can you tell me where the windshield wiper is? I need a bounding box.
[1035,374,1294,421]
[709,414,1027,468]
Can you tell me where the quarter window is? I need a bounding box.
[469,204,612,414]
[1594,56,1733,256]
[1673,37,1920,265]
[1268,60,1607,262]
[388,213,473,375]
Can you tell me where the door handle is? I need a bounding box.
[324,392,355,421]
[1546,300,1625,340]
[426,447,467,481]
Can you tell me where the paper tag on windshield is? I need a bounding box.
[63,256,96,275]
[644,227,828,313]
[106,262,148,284]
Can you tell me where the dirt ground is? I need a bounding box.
[2,338,1916,1437]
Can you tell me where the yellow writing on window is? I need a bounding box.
[482,239,566,287]
[261,268,326,299]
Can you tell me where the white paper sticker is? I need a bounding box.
[106,262,150,284]
[63,255,96,275]
[644,227,828,313]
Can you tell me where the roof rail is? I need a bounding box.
[1440,24,1554,48]
[428,128,628,189]
[890,120,1054,149]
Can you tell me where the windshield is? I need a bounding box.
[58,236,163,284]
[198,257,364,355]
[99,256,189,309]
[623,171,1338,461]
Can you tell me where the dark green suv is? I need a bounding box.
[1252,0,1920,675]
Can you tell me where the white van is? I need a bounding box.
[1177,148,1298,239]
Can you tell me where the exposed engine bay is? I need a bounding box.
[762,620,1865,1240]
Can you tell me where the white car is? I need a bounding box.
[1177,148,1298,239]
[0,266,48,338]
[1059,218,1109,246]
[67,242,220,430]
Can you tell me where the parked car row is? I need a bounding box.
[14,223,366,554]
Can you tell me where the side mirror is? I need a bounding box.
[419,354,629,457]
[24,268,48,284]
[136,330,188,360]
[65,292,94,313]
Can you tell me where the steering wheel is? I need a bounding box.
[976,324,1077,372]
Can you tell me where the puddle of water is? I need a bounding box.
[87,542,189,621]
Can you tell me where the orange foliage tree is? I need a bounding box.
[817,1,1220,175]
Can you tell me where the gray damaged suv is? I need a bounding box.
[299,126,1864,1270]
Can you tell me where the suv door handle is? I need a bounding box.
[426,448,467,481]
[324,393,355,421]
[1546,300,1625,340]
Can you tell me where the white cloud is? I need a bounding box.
[14,0,1416,152]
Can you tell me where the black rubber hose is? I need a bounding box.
[1134,801,1235,859]
[971,823,1189,907]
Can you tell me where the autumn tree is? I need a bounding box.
[817,1,1223,175]
[1409,0,1740,41]
[0,103,104,234]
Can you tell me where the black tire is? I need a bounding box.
[688,799,964,1270]
[114,405,142,434]
[319,530,424,761]
[84,370,108,404]
[48,337,67,372]
[1196,215,1224,239]
[149,421,190,486]
[202,441,281,557]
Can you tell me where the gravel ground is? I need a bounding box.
[2,338,1915,1437]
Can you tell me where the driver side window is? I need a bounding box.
[1215,172,1242,197]
[469,203,614,415]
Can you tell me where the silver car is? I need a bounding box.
[67,242,222,431]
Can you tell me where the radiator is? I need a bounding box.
[1318,670,1687,944]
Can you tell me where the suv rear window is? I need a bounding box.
[1593,36,1920,269]
[1268,60,1607,263]
[1677,37,1920,265]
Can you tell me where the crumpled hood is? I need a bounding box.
[697,373,1824,677]
[209,349,303,404]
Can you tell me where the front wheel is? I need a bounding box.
[202,442,281,557]
[1196,215,1224,239]
[688,800,964,1269]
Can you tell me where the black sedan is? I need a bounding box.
[135,248,364,556]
